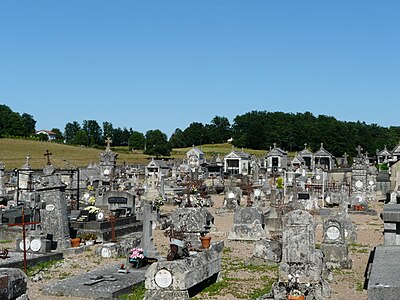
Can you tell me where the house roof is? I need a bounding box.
[147,159,169,169]
[266,143,287,157]
[187,146,204,156]
[391,142,400,155]
[377,145,392,156]
[314,143,334,157]
[36,130,56,135]
[225,150,251,160]
[299,143,313,157]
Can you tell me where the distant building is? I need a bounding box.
[36,130,57,141]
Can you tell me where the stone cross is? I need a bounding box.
[304,143,307,150]
[105,137,112,151]
[343,152,348,165]
[22,155,31,169]
[44,150,52,165]
[356,145,363,156]
[136,203,159,258]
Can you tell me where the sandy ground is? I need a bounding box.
[24,194,384,299]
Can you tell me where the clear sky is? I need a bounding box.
[1,0,399,138]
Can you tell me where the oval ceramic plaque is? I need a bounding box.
[155,269,172,288]
[30,238,42,252]
[19,239,30,251]
[355,180,363,188]
[46,204,55,212]
[326,226,340,241]
[97,212,104,221]
[101,247,112,258]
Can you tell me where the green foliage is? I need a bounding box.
[0,105,36,137]
[128,131,146,150]
[144,129,171,157]
[119,283,146,300]
[26,259,61,276]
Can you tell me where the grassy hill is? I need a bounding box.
[0,138,267,170]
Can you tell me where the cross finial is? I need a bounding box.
[343,152,348,159]
[44,150,52,165]
[320,143,324,149]
[304,143,307,150]
[273,142,277,149]
[105,137,112,151]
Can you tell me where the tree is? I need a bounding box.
[144,129,171,157]
[128,131,145,150]
[21,113,36,136]
[183,122,210,146]
[64,121,81,144]
[209,116,231,143]
[51,128,64,142]
[82,120,102,146]
[169,128,186,148]
[102,122,114,142]
[74,130,89,146]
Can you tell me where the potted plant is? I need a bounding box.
[288,289,305,300]
[82,233,97,245]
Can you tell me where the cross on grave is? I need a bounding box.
[83,275,117,286]
[304,143,307,150]
[136,203,159,258]
[105,137,112,151]
[22,155,31,169]
[356,145,363,156]
[7,206,40,274]
[107,214,117,242]
[44,150,52,165]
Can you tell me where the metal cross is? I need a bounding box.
[44,149,52,165]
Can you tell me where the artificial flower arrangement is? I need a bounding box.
[129,247,146,268]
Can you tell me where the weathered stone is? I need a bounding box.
[0,268,27,300]
[228,207,266,241]
[252,238,282,263]
[368,246,400,300]
[144,241,223,299]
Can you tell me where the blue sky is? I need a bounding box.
[1,0,399,138]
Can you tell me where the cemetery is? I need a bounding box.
[0,140,397,300]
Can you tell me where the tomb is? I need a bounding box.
[228,206,266,241]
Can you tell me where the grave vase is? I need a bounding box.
[200,235,212,249]
[129,258,144,269]
[70,237,81,248]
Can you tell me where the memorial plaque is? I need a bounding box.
[155,269,172,288]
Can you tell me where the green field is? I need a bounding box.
[0,138,267,170]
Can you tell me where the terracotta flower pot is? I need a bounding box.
[288,295,305,300]
[70,237,81,248]
[200,236,211,249]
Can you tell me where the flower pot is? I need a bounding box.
[200,236,212,249]
[288,295,305,300]
[70,237,81,248]
[129,258,144,268]
[85,240,95,246]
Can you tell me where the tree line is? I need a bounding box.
[1,104,399,158]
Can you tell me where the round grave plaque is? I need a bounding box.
[155,269,172,288]
[46,204,55,212]
[97,211,105,221]
[315,175,321,180]
[326,226,340,241]
[355,180,363,188]
[19,239,30,251]
[30,238,42,252]
[101,247,112,258]
[228,192,235,198]
[103,169,110,175]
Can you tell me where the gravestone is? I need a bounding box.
[136,203,159,258]
[0,268,27,300]
[381,203,400,245]
[320,217,352,269]
[252,238,282,263]
[273,210,330,299]
[222,187,241,210]
[36,164,71,249]
[170,207,214,247]
[0,162,5,196]
[228,207,266,241]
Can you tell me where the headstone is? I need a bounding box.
[273,209,330,299]
[320,217,352,269]
[136,203,159,258]
[228,207,266,241]
[382,203,400,245]
[36,165,70,249]
[0,268,27,300]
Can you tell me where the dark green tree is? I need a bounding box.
[169,128,186,148]
[128,131,146,150]
[83,120,102,146]
[21,113,36,136]
[102,122,114,142]
[144,129,171,157]
[209,116,232,143]
[74,130,89,146]
[64,121,81,144]
[51,128,64,141]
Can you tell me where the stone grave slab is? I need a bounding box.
[368,246,400,300]
[42,263,148,299]
[0,251,63,269]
